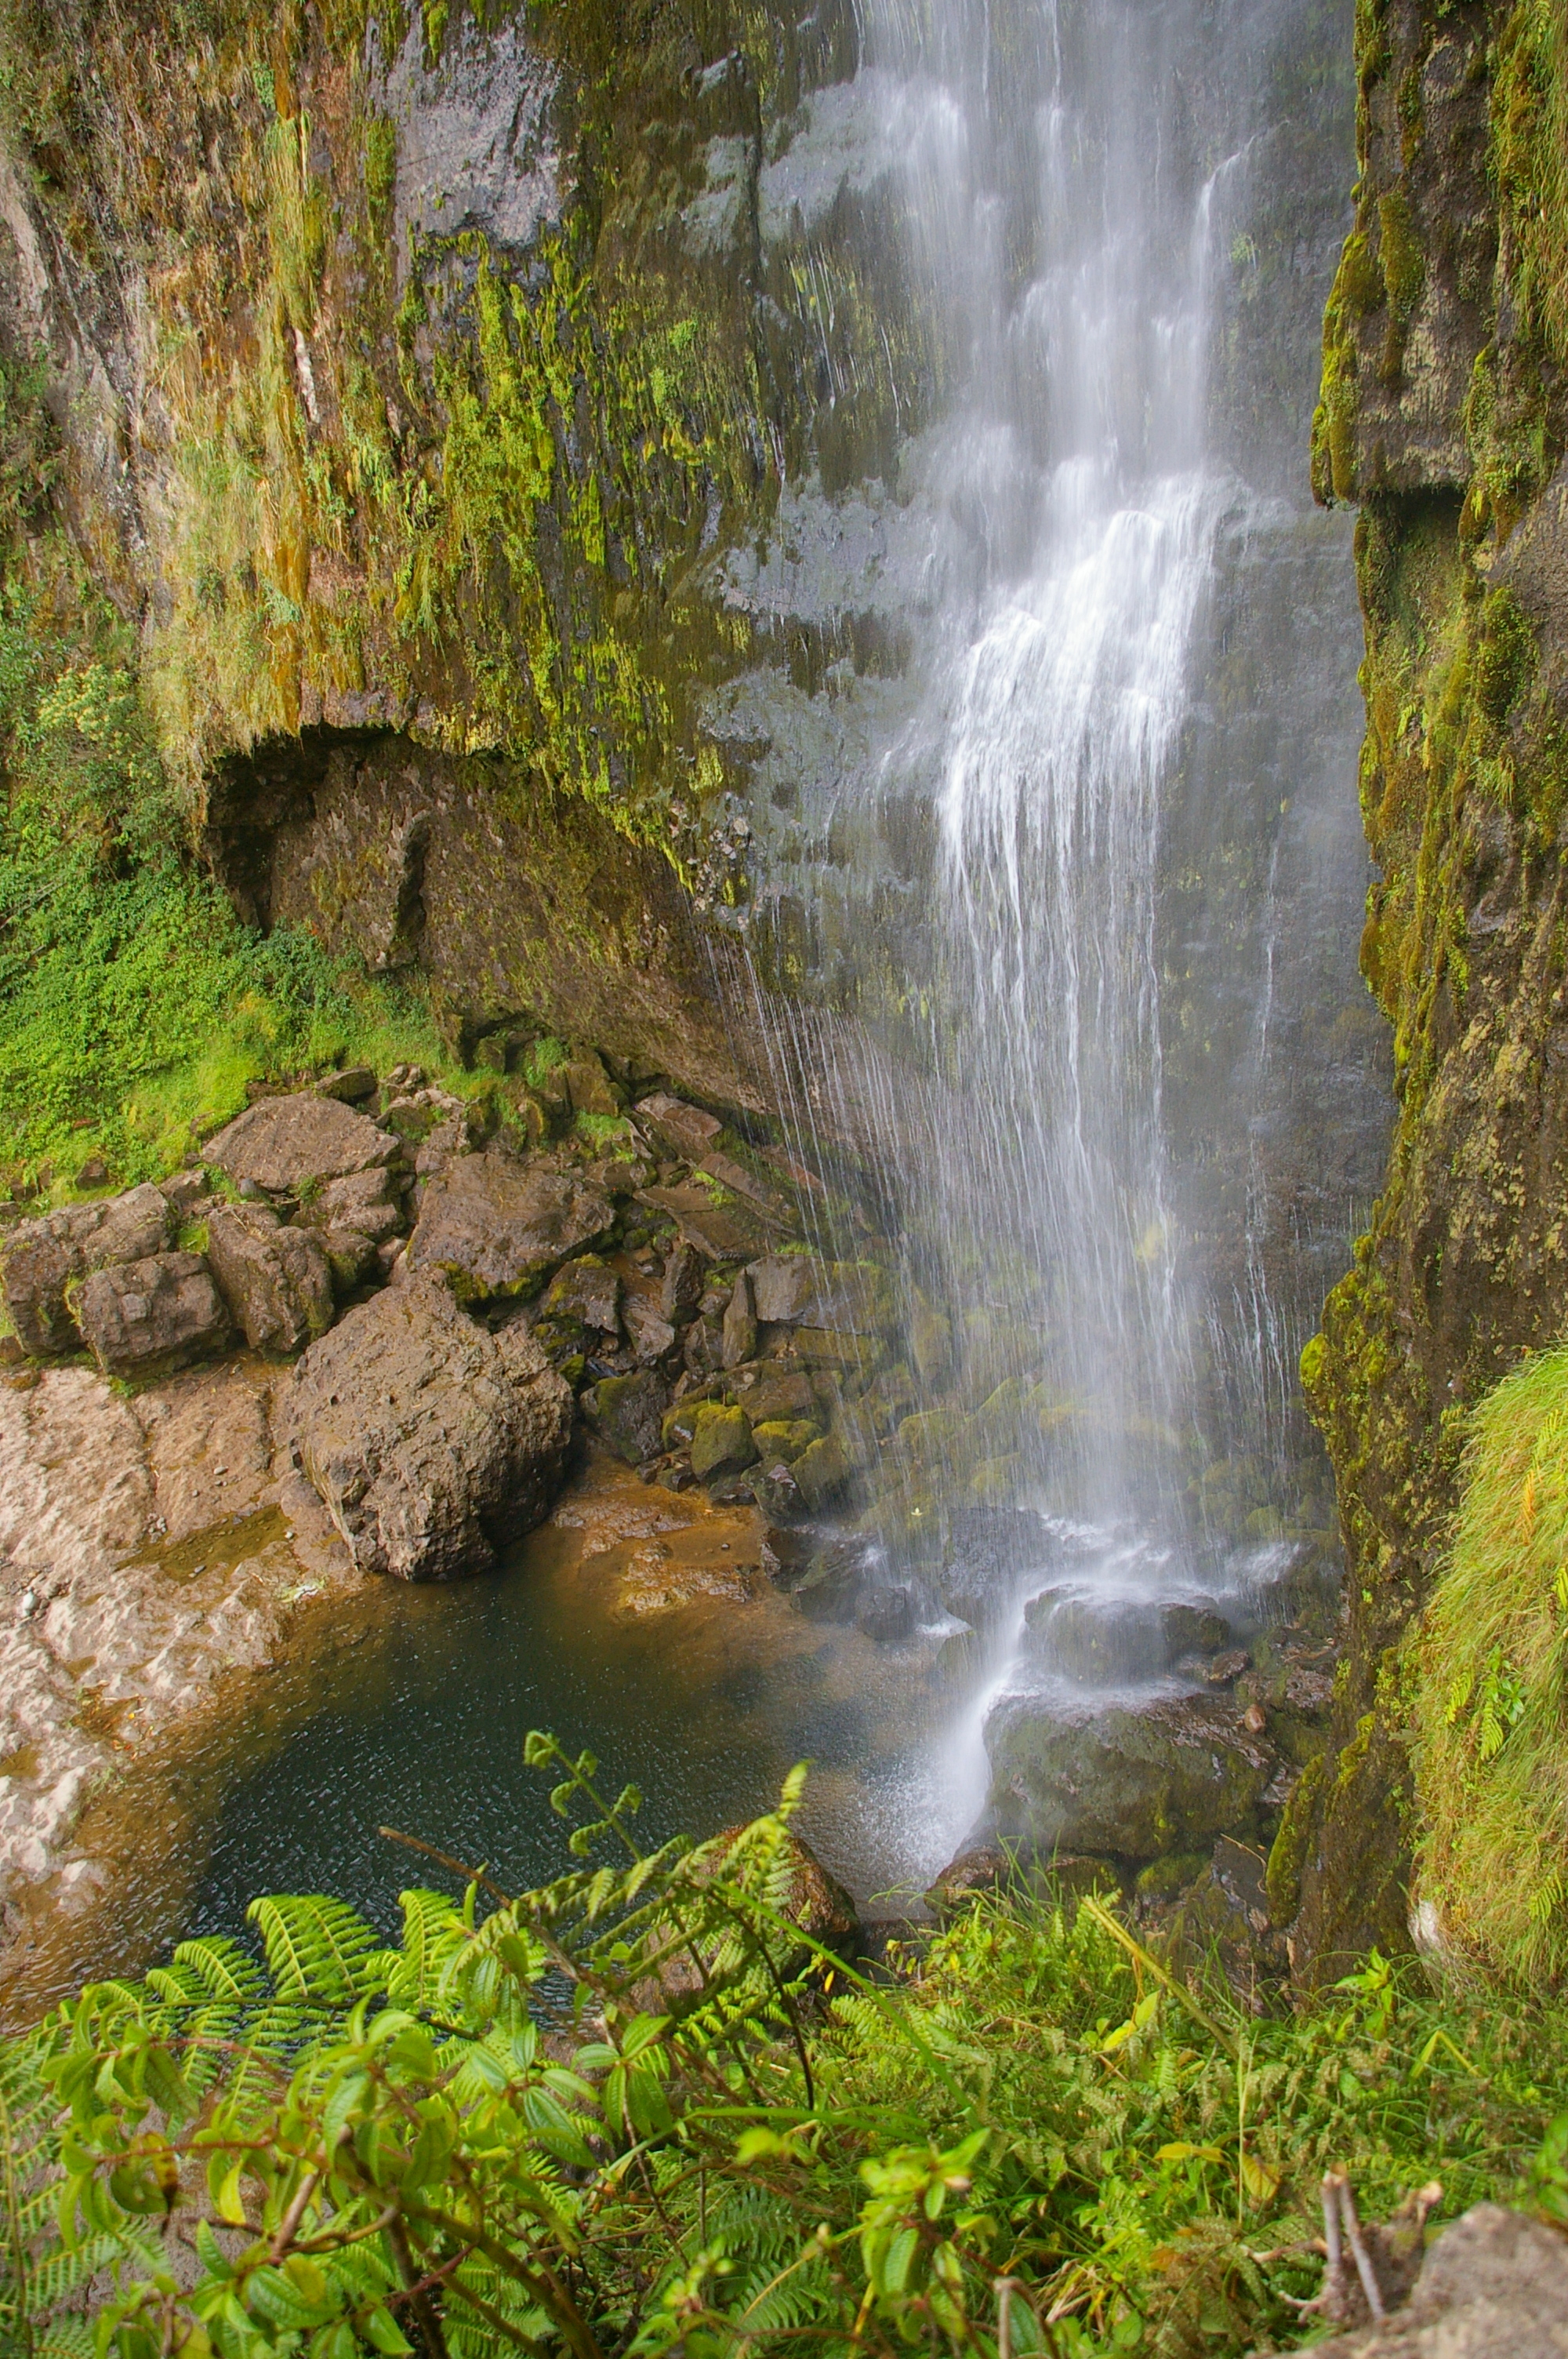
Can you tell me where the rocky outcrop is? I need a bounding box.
[285,1274,573,1579]
[1291,0,1568,1981]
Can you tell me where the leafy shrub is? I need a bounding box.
[2,1736,1566,2359]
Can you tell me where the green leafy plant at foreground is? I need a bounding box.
[1,1738,1565,2359]
[1415,1340,1568,1984]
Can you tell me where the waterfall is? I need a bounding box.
[713,0,1383,1874]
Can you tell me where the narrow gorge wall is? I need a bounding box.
[1288,0,1568,1976]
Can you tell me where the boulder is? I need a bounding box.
[295,1166,407,1244]
[1301,2202,1568,2357]
[659,1241,705,1323]
[315,1065,377,1103]
[0,1183,173,1356]
[408,1151,614,1300]
[986,1692,1277,1859]
[205,1094,397,1198]
[734,1365,820,1424]
[690,1402,757,1479]
[74,1251,230,1379]
[541,1254,621,1336]
[721,1270,757,1367]
[792,1430,851,1510]
[584,1369,671,1464]
[205,1207,335,1355]
[286,1271,573,1579]
[747,1254,894,1333]
[624,1296,678,1363]
[1162,1601,1232,1658]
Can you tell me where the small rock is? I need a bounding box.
[205,1206,334,1355]
[319,1227,379,1291]
[721,1270,757,1368]
[295,1167,406,1244]
[624,1296,678,1363]
[542,1255,621,1336]
[659,1241,705,1324]
[689,1402,757,1480]
[1206,1648,1252,1685]
[315,1066,377,1103]
[634,1093,723,1162]
[287,1272,572,1579]
[583,1369,670,1464]
[74,1251,231,1378]
[75,1155,109,1188]
[1242,1699,1269,1734]
[856,1584,915,1642]
[205,1094,397,1198]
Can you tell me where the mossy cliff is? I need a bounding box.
[0,0,934,1125]
[1290,0,1568,1979]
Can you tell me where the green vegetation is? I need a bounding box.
[1416,1343,1568,1984]
[2,1737,1566,2359]
[0,560,459,1188]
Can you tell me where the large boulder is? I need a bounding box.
[690,1402,757,1480]
[74,1251,230,1379]
[986,1692,1277,1860]
[0,1184,172,1356]
[286,1272,573,1579]
[204,1094,397,1198]
[407,1151,614,1300]
[205,1207,335,1355]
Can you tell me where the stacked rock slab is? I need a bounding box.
[0,1184,174,1357]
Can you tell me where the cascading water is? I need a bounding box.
[724,0,1390,1869]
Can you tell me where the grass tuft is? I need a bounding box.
[1416,1341,1568,1983]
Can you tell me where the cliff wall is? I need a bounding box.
[1289,0,1568,1976]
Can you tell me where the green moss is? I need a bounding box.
[1415,1344,1568,1983]
[1265,1752,1327,1925]
[1475,584,1537,724]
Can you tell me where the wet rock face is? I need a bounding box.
[986,1692,1277,1861]
[1294,1,1568,1976]
[286,1273,573,1580]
